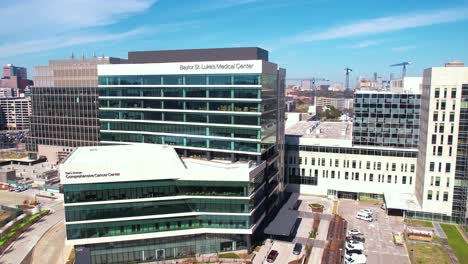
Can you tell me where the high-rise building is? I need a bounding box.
[0,97,31,130]
[61,47,286,263]
[286,62,468,228]
[414,62,468,224]
[0,64,33,95]
[28,56,125,163]
[353,91,421,148]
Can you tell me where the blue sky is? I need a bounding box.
[1,0,468,83]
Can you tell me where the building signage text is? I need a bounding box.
[64,171,120,179]
[180,62,254,71]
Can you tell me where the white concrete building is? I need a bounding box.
[390,77,422,94]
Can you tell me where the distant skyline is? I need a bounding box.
[1,0,468,83]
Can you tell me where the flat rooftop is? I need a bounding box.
[61,144,255,184]
[128,47,269,64]
[286,121,352,140]
[384,192,421,211]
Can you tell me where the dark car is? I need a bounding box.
[267,250,279,263]
[293,243,303,255]
[347,235,365,242]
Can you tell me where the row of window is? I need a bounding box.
[101,122,259,139]
[64,180,249,204]
[355,93,421,99]
[99,110,259,125]
[434,87,457,99]
[286,145,418,158]
[101,132,260,152]
[98,87,260,98]
[287,167,414,185]
[100,99,260,112]
[288,156,415,172]
[427,190,449,201]
[65,199,251,222]
[98,74,261,86]
[66,215,251,240]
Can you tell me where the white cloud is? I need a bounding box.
[0,28,148,58]
[287,7,468,44]
[348,39,384,49]
[0,0,156,37]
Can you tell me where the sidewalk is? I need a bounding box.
[0,201,64,264]
[308,200,332,264]
[253,239,273,264]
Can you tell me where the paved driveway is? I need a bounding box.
[339,200,410,264]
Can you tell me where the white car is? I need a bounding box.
[356,212,373,222]
[359,209,373,215]
[347,229,362,236]
[346,241,364,252]
[347,240,364,246]
[344,253,367,264]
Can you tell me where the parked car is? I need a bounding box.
[293,243,302,255]
[347,235,365,243]
[356,212,373,222]
[359,208,373,215]
[344,253,367,264]
[347,229,362,236]
[267,250,279,263]
[345,241,364,252]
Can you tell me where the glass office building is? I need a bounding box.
[353,92,421,148]
[63,48,286,264]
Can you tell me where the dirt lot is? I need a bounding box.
[338,200,410,264]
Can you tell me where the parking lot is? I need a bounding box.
[254,194,331,264]
[339,200,410,264]
[0,188,62,208]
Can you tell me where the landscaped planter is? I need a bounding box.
[309,203,324,213]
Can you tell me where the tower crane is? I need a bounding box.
[390,61,412,78]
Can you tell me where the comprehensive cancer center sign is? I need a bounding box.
[64,171,120,179]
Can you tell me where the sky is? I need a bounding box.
[1,0,468,84]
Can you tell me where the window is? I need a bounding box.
[331,171,335,179]
[410,164,415,173]
[438,162,442,172]
[369,173,374,182]
[445,163,451,173]
[304,157,307,165]
[410,177,413,185]
[345,172,349,180]
[427,190,433,200]
[446,177,450,187]
[439,123,444,133]
[436,191,440,201]
[432,134,437,144]
[335,159,339,167]
[352,160,356,169]
[366,161,371,170]
[429,162,435,172]
[299,157,302,164]
[444,88,447,98]
[448,135,453,145]
[449,147,452,156]
[435,176,441,186]
[391,163,396,172]
[387,175,391,183]
[449,112,455,122]
[451,124,454,134]
[433,112,438,121]
[377,162,381,170]
[321,159,325,166]
[311,158,315,165]
[301,168,305,176]
[438,146,443,156]
[443,192,449,202]
[441,101,446,110]
[440,135,444,144]
[402,176,407,184]
[435,88,440,98]
[355,173,359,181]
[394,176,397,184]
[451,88,457,98]
[430,176,434,186]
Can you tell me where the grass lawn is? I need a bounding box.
[440,224,468,263]
[405,219,434,228]
[0,210,48,246]
[411,243,450,264]
[218,252,240,258]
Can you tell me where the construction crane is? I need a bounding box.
[390,61,412,78]
[344,67,352,90]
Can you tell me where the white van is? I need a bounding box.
[356,212,373,222]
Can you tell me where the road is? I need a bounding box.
[31,221,68,264]
[0,200,64,264]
